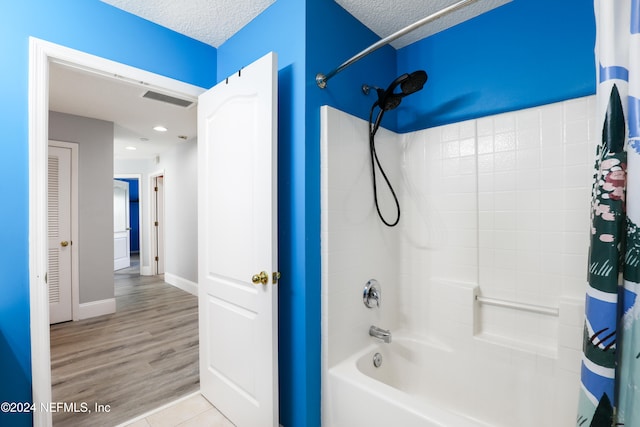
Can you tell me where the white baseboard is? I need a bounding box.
[78,298,116,320]
[140,265,153,276]
[165,272,198,296]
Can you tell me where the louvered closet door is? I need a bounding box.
[48,145,72,324]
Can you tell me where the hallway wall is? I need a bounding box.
[49,111,115,304]
[115,140,198,285]
[156,141,198,284]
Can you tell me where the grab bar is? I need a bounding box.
[475,295,559,317]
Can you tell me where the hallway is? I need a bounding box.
[50,258,199,426]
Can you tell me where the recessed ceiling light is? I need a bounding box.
[125,146,137,150]
[153,125,168,132]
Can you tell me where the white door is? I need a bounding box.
[198,51,279,427]
[113,179,131,271]
[48,145,72,324]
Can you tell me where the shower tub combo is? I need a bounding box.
[320,101,582,426]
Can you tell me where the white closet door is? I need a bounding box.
[48,145,72,324]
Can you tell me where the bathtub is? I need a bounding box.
[324,334,493,427]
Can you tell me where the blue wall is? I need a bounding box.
[0,2,215,426]
[397,0,596,132]
[215,2,309,425]
[217,1,346,425]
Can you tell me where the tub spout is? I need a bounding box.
[369,325,392,343]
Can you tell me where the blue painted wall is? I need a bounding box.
[397,0,596,132]
[215,2,309,425]
[0,2,215,426]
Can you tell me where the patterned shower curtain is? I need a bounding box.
[577,1,640,426]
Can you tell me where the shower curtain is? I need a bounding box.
[577,1,640,425]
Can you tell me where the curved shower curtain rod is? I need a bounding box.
[316,0,480,89]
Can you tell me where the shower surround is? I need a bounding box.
[321,97,596,426]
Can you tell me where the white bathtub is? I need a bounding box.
[324,335,493,427]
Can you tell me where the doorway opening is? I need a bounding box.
[121,178,141,257]
[29,37,204,426]
[114,175,142,274]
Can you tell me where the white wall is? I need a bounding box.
[156,141,198,285]
[321,106,401,374]
[114,140,198,290]
[321,97,596,426]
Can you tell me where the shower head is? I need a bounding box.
[366,70,427,228]
[373,70,428,111]
[400,70,428,95]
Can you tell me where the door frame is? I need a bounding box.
[48,140,80,322]
[113,179,132,271]
[114,173,143,267]
[29,37,204,427]
[149,171,165,275]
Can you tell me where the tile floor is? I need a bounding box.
[117,393,235,427]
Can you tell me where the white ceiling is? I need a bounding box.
[50,0,511,160]
[49,62,198,160]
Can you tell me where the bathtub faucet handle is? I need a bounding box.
[363,279,381,308]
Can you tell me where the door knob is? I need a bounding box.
[251,271,269,285]
[60,241,69,247]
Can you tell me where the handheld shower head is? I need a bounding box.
[400,70,428,95]
[366,69,428,228]
[372,70,428,111]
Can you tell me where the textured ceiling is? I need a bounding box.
[101,0,276,48]
[335,0,511,48]
[101,0,510,49]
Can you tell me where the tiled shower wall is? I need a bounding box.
[399,97,595,356]
[321,106,402,371]
[322,96,596,424]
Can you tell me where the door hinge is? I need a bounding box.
[155,256,159,261]
[154,186,158,192]
[154,221,159,226]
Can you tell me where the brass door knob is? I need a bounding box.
[251,271,269,285]
[60,241,69,247]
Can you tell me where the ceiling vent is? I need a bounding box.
[142,90,194,108]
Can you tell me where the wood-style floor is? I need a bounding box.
[50,258,199,427]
